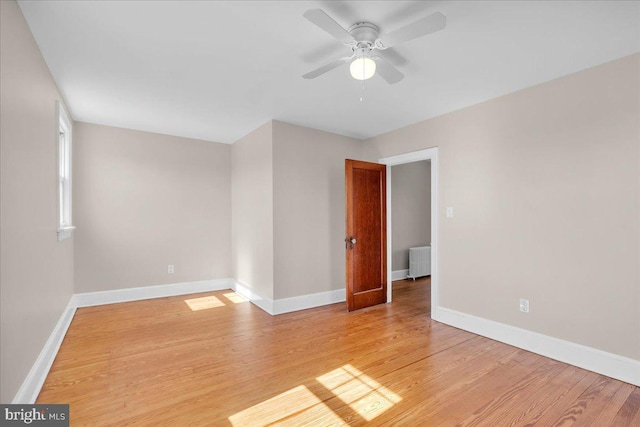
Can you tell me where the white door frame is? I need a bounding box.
[379,147,439,318]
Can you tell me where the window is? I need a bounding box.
[57,101,74,241]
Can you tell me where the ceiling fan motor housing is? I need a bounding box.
[347,22,380,46]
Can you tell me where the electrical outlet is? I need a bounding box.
[519,298,529,313]
[168,265,174,274]
[446,207,454,218]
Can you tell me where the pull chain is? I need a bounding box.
[360,51,365,102]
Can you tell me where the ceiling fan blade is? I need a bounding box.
[303,9,355,45]
[372,56,404,84]
[376,12,446,49]
[303,57,351,79]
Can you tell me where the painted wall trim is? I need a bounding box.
[380,147,439,313]
[434,307,640,387]
[12,299,77,404]
[273,288,345,315]
[16,278,638,404]
[12,279,235,403]
[391,269,410,281]
[230,280,345,315]
[13,278,346,403]
[232,280,274,314]
[73,278,234,307]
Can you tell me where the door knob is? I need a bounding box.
[350,238,356,244]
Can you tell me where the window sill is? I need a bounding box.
[57,226,76,241]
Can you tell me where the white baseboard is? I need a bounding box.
[273,288,345,315]
[232,280,274,314]
[230,280,345,315]
[12,299,77,404]
[20,281,637,406]
[13,278,236,403]
[392,269,409,281]
[73,278,234,307]
[434,307,640,387]
[13,278,346,403]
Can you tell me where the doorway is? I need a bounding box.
[379,148,439,318]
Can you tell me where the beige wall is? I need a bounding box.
[272,121,362,299]
[366,54,640,360]
[391,161,431,271]
[0,0,75,402]
[3,0,637,400]
[73,122,231,292]
[231,122,274,298]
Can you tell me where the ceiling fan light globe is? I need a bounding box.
[350,57,376,80]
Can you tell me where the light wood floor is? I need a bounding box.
[38,278,640,426]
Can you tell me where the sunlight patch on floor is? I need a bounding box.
[229,364,401,426]
[223,291,248,304]
[184,295,225,311]
[228,385,345,426]
[316,364,402,422]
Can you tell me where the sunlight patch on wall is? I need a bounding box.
[223,292,248,304]
[184,295,225,311]
[228,385,345,426]
[316,364,402,422]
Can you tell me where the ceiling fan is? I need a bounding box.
[302,9,447,84]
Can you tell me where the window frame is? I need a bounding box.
[57,101,75,241]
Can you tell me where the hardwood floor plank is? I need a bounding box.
[268,337,512,427]
[505,364,590,427]
[454,361,580,427]
[428,350,551,425]
[610,387,640,426]
[549,376,613,426]
[36,278,640,426]
[587,382,635,426]
[524,370,602,426]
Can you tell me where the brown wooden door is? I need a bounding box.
[345,159,387,311]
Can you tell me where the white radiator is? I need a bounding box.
[408,246,431,280]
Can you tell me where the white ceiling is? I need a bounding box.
[18,1,640,144]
